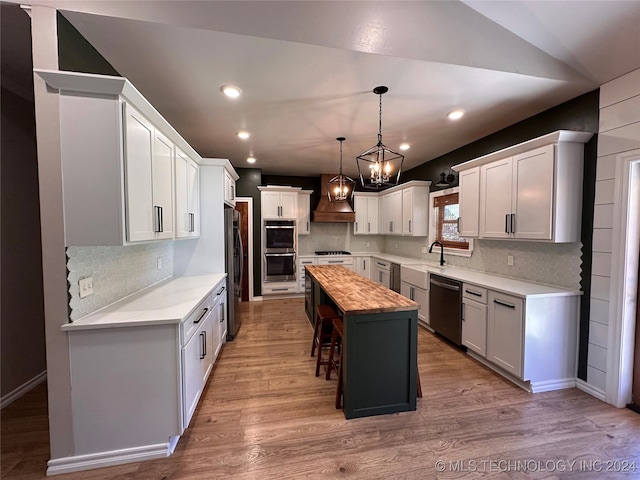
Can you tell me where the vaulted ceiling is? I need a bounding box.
[9,1,640,178]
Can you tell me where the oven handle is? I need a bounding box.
[265,253,296,257]
[430,279,460,291]
[265,225,296,229]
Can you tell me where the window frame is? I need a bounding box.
[429,186,474,258]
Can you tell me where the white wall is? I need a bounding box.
[587,68,640,394]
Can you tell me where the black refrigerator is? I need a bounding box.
[224,207,243,339]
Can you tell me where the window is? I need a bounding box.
[430,188,472,256]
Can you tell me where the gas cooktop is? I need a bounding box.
[315,251,351,255]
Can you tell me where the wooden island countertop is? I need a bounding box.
[305,265,418,315]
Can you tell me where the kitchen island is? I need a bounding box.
[305,265,419,419]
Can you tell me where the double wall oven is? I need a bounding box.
[263,220,296,282]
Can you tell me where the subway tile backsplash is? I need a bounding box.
[66,243,174,321]
[298,223,384,254]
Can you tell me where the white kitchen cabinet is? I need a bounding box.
[461,284,487,357]
[355,256,372,279]
[298,257,317,292]
[401,281,429,327]
[402,186,429,236]
[486,291,523,378]
[298,190,312,235]
[372,259,391,287]
[453,131,592,243]
[381,190,402,234]
[458,167,480,237]
[213,284,227,359]
[175,148,200,238]
[260,187,300,219]
[224,169,236,207]
[318,257,354,272]
[353,193,379,235]
[38,70,202,246]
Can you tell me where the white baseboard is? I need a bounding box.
[530,378,576,393]
[1,371,47,409]
[576,378,606,401]
[46,443,171,476]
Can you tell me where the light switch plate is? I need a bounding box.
[157,258,162,270]
[79,276,93,298]
[507,255,514,266]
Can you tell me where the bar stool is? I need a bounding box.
[312,304,340,377]
[326,317,344,409]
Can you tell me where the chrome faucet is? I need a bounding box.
[429,241,445,266]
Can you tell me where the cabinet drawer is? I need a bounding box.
[372,259,390,270]
[462,284,487,304]
[263,284,298,295]
[181,294,213,344]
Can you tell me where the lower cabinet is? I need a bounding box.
[461,284,487,357]
[355,256,371,279]
[318,257,354,271]
[372,259,391,287]
[401,281,429,326]
[486,291,524,378]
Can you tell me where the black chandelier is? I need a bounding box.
[327,137,355,202]
[356,86,403,190]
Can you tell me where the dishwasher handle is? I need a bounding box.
[430,278,460,291]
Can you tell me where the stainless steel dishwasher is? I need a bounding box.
[429,274,463,346]
[390,263,401,293]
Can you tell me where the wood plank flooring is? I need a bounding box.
[3,298,640,479]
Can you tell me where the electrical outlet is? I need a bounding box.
[79,276,93,298]
[366,242,370,248]
[395,242,398,249]
[157,258,162,270]
[421,246,427,254]
[507,255,514,266]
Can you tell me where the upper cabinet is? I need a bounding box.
[175,148,200,239]
[37,70,203,246]
[258,186,301,220]
[298,190,313,235]
[353,193,379,235]
[453,131,593,243]
[224,169,236,207]
[380,181,431,236]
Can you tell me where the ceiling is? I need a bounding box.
[10,1,640,178]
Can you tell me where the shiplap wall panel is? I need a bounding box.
[596,153,617,180]
[593,204,615,229]
[592,229,613,253]
[597,122,640,157]
[588,343,608,372]
[599,69,640,108]
[589,321,608,348]
[594,179,616,204]
[599,96,640,133]
[590,275,611,301]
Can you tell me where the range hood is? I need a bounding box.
[312,174,356,223]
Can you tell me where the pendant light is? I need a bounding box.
[356,86,404,190]
[327,137,355,202]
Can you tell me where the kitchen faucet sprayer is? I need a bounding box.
[429,241,445,266]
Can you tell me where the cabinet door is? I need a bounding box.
[175,150,190,238]
[366,196,379,234]
[124,104,155,242]
[202,314,215,385]
[261,191,281,218]
[402,188,413,235]
[182,328,204,428]
[357,256,371,279]
[279,191,299,218]
[480,158,513,238]
[187,159,200,236]
[215,292,227,359]
[152,131,175,240]
[462,298,487,357]
[487,292,523,378]
[298,194,311,235]
[224,170,236,207]
[382,191,402,234]
[414,285,429,326]
[373,266,390,288]
[354,195,367,235]
[459,167,480,237]
[512,145,554,240]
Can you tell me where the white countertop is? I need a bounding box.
[62,274,227,331]
[401,263,581,298]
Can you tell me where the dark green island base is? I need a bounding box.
[305,265,419,419]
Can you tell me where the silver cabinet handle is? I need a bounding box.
[409,220,412,233]
[390,221,393,232]
[307,221,309,231]
[363,259,366,270]
[355,222,358,232]
[511,214,515,233]
[494,299,516,309]
[368,222,371,233]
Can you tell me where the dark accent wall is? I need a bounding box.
[402,90,600,380]
[235,168,263,296]
[1,3,47,397]
[57,12,120,76]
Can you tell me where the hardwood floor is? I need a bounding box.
[3,298,640,479]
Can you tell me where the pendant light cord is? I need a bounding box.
[378,93,383,145]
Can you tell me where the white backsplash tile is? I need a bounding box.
[298,223,384,254]
[66,243,174,321]
[383,237,583,290]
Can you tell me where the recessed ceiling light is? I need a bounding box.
[247,157,256,164]
[220,85,242,98]
[237,131,251,140]
[447,109,465,120]
[399,143,410,151]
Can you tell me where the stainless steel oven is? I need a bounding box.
[264,220,296,252]
[264,252,296,282]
